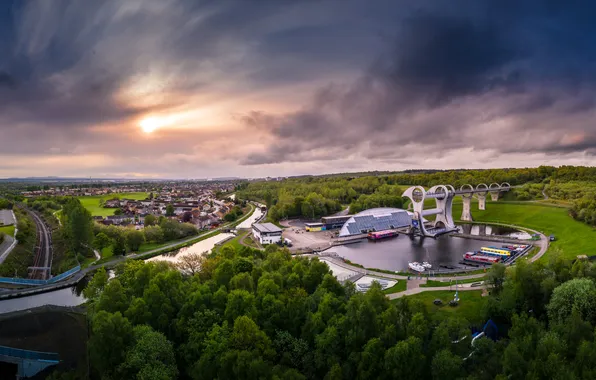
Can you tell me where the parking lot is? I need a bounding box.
[282,225,336,251]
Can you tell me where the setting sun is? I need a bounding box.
[139,117,163,133]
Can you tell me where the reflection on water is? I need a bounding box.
[0,270,112,314]
[236,207,263,229]
[147,233,235,264]
[0,281,88,314]
[332,224,528,272]
[458,224,532,240]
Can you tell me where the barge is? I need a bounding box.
[367,230,399,241]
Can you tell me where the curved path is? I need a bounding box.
[387,283,485,300]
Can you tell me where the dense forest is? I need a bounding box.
[94,216,198,256]
[75,244,596,380]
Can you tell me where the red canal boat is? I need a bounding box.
[367,230,399,240]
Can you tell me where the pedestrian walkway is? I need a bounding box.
[407,278,425,290]
[386,283,486,300]
[0,235,15,265]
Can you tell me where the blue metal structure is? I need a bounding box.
[0,345,59,378]
[0,266,80,286]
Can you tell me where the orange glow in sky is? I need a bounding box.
[139,116,169,133]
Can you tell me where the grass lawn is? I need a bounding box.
[77,192,149,217]
[0,224,15,237]
[217,230,262,253]
[137,242,166,253]
[382,280,407,294]
[226,236,246,252]
[218,230,249,252]
[421,277,485,287]
[452,201,596,261]
[401,290,487,325]
[101,246,114,260]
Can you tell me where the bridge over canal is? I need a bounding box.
[402,183,512,237]
[0,345,59,379]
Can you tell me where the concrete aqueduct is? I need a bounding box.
[402,183,511,237]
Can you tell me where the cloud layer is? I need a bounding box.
[0,1,595,177]
[243,1,596,166]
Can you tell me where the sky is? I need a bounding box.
[1,0,596,179]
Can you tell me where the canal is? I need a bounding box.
[330,224,528,272]
[0,232,236,314]
[146,233,235,263]
[0,278,89,314]
[236,207,263,229]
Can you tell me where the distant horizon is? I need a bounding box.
[0,165,589,183]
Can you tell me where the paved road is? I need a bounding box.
[0,235,15,265]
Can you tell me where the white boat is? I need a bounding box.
[409,262,425,272]
[422,261,432,269]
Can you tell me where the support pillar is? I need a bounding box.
[402,186,428,236]
[477,195,486,210]
[490,192,499,201]
[428,185,455,230]
[461,197,473,221]
[461,223,472,234]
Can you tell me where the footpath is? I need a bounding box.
[0,235,16,265]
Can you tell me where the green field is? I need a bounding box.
[0,224,15,237]
[421,277,485,287]
[382,280,407,294]
[401,290,487,324]
[452,201,596,260]
[77,192,149,217]
[218,230,249,253]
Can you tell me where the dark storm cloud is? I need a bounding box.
[2,0,596,177]
[0,0,399,157]
[0,72,16,88]
[243,0,596,165]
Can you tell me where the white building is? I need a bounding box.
[252,223,282,245]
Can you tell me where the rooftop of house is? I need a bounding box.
[252,222,282,234]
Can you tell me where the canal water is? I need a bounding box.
[0,232,236,313]
[236,207,263,229]
[0,277,89,314]
[330,224,527,272]
[458,224,532,240]
[146,233,235,264]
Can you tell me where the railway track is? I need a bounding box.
[27,209,52,280]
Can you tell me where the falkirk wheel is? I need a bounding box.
[402,183,511,237]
